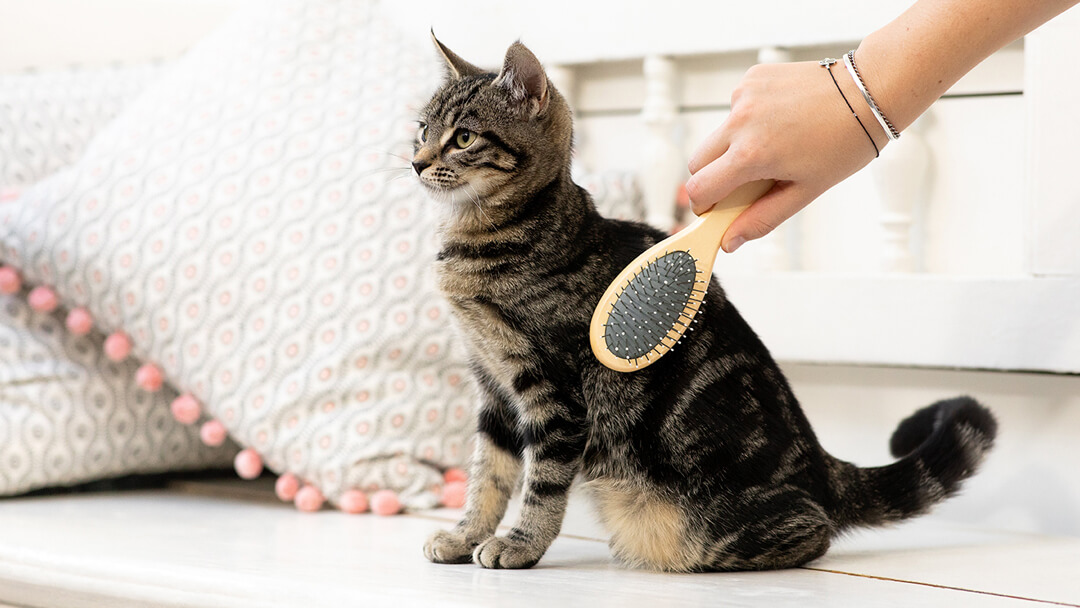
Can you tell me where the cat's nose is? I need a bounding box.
[412,159,431,175]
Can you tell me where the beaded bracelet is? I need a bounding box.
[819,58,879,158]
[843,50,901,141]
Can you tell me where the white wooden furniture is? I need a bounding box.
[1,481,1078,607]
[393,1,1080,373]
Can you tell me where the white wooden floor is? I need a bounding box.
[0,479,1076,608]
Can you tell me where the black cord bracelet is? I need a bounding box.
[819,58,879,158]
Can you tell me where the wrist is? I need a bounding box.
[828,52,890,152]
[851,34,915,135]
[843,51,900,141]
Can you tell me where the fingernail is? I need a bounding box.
[724,236,746,253]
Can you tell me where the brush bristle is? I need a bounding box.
[603,250,702,362]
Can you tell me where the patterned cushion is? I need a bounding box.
[0,0,473,510]
[0,66,238,498]
[0,269,237,497]
[0,64,162,188]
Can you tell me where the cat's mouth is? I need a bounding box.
[418,178,480,208]
[417,169,487,202]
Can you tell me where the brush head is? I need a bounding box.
[601,250,705,365]
[590,179,774,373]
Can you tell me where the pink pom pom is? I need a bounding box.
[27,286,58,312]
[443,468,468,484]
[234,448,263,480]
[370,489,402,516]
[199,419,227,447]
[169,393,201,425]
[65,307,94,335]
[275,473,300,501]
[339,490,369,514]
[104,331,132,361]
[294,485,325,512]
[0,267,21,295]
[440,481,467,509]
[135,363,164,392]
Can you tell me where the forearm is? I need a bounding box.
[855,0,1080,133]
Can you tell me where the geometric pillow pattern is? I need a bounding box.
[0,270,237,497]
[1,0,471,510]
[0,64,163,188]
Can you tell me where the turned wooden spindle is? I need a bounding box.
[872,112,932,273]
[640,55,683,232]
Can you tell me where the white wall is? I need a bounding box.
[0,0,240,72]
[788,363,1080,537]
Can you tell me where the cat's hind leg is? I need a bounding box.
[586,480,705,572]
[699,485,833,571]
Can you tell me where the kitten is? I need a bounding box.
[416,36,997,572]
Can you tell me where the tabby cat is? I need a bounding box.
[416,36,997,572]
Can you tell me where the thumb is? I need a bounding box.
[721,181,813,253]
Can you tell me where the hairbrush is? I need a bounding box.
[589,179,774,372]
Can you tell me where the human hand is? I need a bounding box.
[685,60,884,252]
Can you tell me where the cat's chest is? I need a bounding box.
[436,263,536,378]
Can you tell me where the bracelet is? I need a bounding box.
[819,58,879,158]
[843,50,900,141]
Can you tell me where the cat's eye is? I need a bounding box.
[455,130,476,149]
[418,124,428,142]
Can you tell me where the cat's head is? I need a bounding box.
[414,35,572,224]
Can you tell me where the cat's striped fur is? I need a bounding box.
[417,37,997,572]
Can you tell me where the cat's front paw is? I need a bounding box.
[473,536,543,569]
[424,529,479,564]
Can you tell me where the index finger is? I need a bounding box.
[687,122,731,175]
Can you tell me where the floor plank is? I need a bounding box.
[0,490,1072,607]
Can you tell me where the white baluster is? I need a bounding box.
[640,55,682,232]
[548,65,583,172]
[754,47,794,271]
[547,65,577,113]
[872,112,932,273]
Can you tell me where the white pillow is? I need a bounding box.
[0,0,473,510]
[0,274,237,497]
[0,64,162,187]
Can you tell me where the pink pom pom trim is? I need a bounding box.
[169,393,201,425]
[103,331,132,361]
[135,363,164,392]
[27,286,58,312]
[339,490,369,514]
[65,307,94,335]
[440,481,467,509]
[443,468,468,484]
[370,489,401,516]
[199,419,227,447]
[294,485,325,512]
[275,473,300,501]
[234,448,263,480]
[0,267,21,295]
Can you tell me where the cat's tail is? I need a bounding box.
[826,396,997,531]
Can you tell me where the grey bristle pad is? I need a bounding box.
[604,250,698,360]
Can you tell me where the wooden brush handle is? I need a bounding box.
[679,179,775,269]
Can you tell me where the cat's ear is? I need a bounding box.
[494,41,549,117]
[431,31,486,80]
